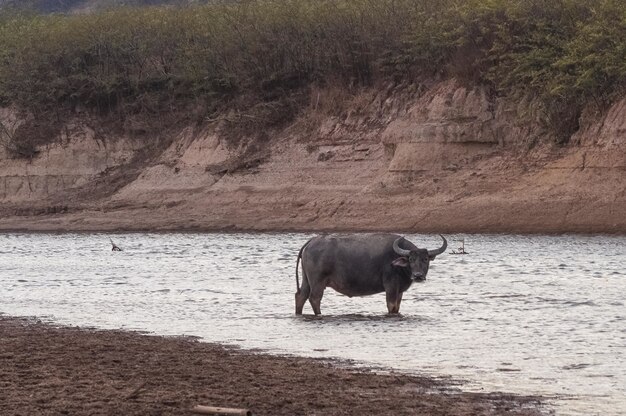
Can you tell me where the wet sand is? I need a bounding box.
[0,316,546,416]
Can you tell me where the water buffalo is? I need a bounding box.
[295,234,447,315]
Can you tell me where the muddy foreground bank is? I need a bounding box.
[0,316,547,416]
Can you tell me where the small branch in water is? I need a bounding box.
[110,238,122,252]
[450,238,468,255]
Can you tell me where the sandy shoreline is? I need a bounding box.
[0,315,548,416]
[1,210,625,235]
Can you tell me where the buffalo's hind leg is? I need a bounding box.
[308,285,325,315]
[295,275,311,315]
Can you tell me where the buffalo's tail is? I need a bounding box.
[295,237,315,293]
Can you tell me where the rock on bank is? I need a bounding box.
[0,79,625,233]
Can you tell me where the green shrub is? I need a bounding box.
[1,0,626,144]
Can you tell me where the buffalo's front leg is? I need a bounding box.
[386,290,403,314]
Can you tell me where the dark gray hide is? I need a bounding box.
[295,233,447,315]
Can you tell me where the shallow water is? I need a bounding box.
[0,232,624,415]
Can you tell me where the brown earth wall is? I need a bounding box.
[1,80,624,234]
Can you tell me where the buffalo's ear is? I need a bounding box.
[429,255,437,261]
[392,257,409,267]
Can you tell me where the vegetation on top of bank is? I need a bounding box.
[1,0,626,149]
[0,0,196,14]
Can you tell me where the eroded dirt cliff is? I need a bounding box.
[1,79,624,233]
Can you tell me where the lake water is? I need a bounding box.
[0,232,624,415]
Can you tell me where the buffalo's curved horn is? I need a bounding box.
[393,237,411,256]
[427,235,447,257]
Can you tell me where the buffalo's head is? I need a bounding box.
[391,235,447,281]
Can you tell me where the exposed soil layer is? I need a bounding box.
[0,316,547,416]
[1,80,625,234]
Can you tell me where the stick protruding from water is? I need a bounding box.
[110,238,122,252]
